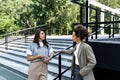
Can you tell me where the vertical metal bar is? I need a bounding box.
[24,31,27,43]
[80,6,83,24]
[59,54,61,80]
[95,9,98,39]
[112,16,115,38]
[25,34,27,43]
[86,0,88,42]
[109,25,111,38]
[5,36,8,50]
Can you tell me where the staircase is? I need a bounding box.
[0,36,73,80]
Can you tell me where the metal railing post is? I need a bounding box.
[108,25,111,38]
[112,16,115,38]
[86,0,88,42]
[58,53,61,80]
[80,6,83,24]
[53,45,73,80]
[25,33,27,43]
[95,8,98,39]
[5,36,8,49]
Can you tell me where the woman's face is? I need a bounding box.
[39,31,45,41]
[72,32,80,43]
[72,32,77,42]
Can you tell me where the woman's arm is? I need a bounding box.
[27,54,45,61]
[60,47,75,54]
[43,51,54,63]
[49,52,54,60]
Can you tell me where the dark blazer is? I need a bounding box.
[62,41,96,80]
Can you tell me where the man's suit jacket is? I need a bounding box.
[62,41,96,80]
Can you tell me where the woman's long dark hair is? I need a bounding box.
[33,28,48,48]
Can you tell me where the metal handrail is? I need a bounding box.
[0,24,45,49]
[0,24,45,37]
[72,0,120,40]
[90,23,112,37]
[90,17,120,39]
[52,45,73,58]
[53,45,73,80]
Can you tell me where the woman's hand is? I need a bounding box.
[27,54,45,61]
[57,50,63,53]
[37,54,45,59]
[38,54,45,59]
[43,57,51,64]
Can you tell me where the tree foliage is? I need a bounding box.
[30,0,79,34]
[0,0,120,35]
[0,0,33,34]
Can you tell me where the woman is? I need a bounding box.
[60,24,96,80]
[26,28,54,80]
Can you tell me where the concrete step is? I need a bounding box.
[9,40,72,47]
[0,57,58,80]
[0,48,26,58]
[9,37,73,44]
[0,50,71,69]
[0,56,70,80]
[0,47,72,63]
[0,66,27,80]
[8,41,72,50]
[0,52,29,66]
[8,43,68,50]
[0,57,28,78]
[0,36,73,80]
[0,49,71,71]
[8,43,28,48]
[10,42,30,46]
[0,45,26,53]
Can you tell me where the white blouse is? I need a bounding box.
[74,42,81,65]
